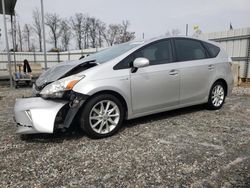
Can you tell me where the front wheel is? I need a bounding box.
[207,81,226,110]
[79,94,124,139]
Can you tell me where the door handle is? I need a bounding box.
[169,69,179,76]
[208,64,215,70]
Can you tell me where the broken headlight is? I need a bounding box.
[40,74,85,98]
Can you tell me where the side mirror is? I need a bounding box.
[133,58,150,68]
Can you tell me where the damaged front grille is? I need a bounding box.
[54,91,89,130]
[54,104,70,129]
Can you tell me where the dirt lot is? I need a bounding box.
[0,86,250,187]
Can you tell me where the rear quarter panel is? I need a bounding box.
[213,48,234,96]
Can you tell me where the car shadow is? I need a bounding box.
[123,104,205,128]
[21,104,206,143]
[20,126,85,143]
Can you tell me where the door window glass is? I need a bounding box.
[175,39,207,61]
[114,40,173,69]
[203,42,220,57]
[134,40,173,65]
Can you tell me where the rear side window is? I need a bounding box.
[203,42,220,58]
[175,39,207,61]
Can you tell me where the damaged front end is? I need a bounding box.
[53,91,88,130]
[14,59,95,134]
[14,92,88,134]
[14,97,68,134]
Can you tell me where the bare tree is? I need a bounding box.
[16,22,23,51]
[84,16,91,49]
[60,19,71,51]
[30,41,36,52]
[101,21,135,46]
[70,13,85,50]
[32,8,43,52]
[102,24,122,46]
[8,14,18,51]
[88,17,102,48]
[71,14,101,49]
[23,24,32,51]
[96,20,106,47]
[71,15,136,48]
[119,20,135,43]
[13,14,18,51]
[89,17,96,48]
[172,29,181,36]
[45,13,62,49]
[165,30,171,36]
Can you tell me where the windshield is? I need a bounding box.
[83,41,144,64]
[35,41,144,88]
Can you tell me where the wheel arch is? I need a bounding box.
[84,90,129,119]
[213,78,228,96]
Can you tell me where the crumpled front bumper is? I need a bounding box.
[14,97,68,134]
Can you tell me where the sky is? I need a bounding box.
[0,0,250,50]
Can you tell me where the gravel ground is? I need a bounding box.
[0,86,250,187]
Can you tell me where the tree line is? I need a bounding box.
[13,9,135,52]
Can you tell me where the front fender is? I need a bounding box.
[73,77,132,119]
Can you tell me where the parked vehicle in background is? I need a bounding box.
[14,36,234,138]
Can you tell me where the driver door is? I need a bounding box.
[130,39,180,115]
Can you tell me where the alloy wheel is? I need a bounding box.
[89,100,120,134]
[211,84,225,107]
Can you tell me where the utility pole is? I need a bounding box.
[1,0,13,87]
[185,24,188,36]
[11,14,17,72]
[41,0,48,70]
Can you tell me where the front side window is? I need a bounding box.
[114,40,173,69]
[134,40,173,65]
[175,39,207,61]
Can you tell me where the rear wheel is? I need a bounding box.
[207,81,226,110]
[80,94,124,138]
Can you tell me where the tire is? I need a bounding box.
[79,94,125,139]
[207,81,226,110]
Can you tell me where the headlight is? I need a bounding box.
[40,75,85,98]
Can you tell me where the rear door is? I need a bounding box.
[174,38,217,105]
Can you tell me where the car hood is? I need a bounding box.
[35,59,97,89]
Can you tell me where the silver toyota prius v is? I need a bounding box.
[14,36,234,138]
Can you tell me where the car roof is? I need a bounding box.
[143,35,219,46]
[122,36,222,60]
